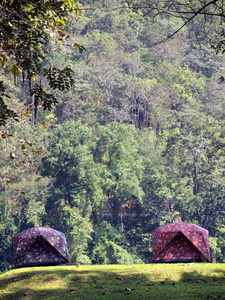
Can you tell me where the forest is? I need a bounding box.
[1,0,225,271]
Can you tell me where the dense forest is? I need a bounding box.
[1,0,225,271]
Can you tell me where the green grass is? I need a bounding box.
[0,263,225,299]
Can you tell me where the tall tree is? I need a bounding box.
[93,122,144,227]
[0,0,82,126]
[163,107,225,229]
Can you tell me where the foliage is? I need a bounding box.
[61,206,93,263]
[1,0,225,268]
[92,241,143,264]
[0,81,19,126]
[0,0,81,125]
[92,122,144,227]
[90,221,141,264]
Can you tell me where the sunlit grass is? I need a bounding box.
[0,263,225,299]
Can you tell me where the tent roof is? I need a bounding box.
[152,221,210,262]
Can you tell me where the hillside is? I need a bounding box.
[0,264,225,299]
[2,0,225,270]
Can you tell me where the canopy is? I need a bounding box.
[12,227,70,268]
[152,221,210,262]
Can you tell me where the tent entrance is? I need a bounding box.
[154,231,202,263]
[14,234,67,268]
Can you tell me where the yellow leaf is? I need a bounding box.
[36,148,39,156]
[21,110,27,115]
[27,107,32,116]
[7,100,12,103]
[39,123,46,128]
[0,55,8,63]
[31,75,35,82]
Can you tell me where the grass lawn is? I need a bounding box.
[0,263,225,299]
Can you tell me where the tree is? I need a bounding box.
[0,119,50,270]
[81,1,225,49]
[162,107,225,229]
[130,0,224,44]
[61,206,93,264]
[41,121,105,216]
[93,122,144,227]
[0,0,85,126]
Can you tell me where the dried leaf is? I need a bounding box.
[21,292,30,296]
[103,291,112,295]
[116,276,126,282]
[67,289,78,293]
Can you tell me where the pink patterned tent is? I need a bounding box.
[12,227,70,268]
[152,221,210,263]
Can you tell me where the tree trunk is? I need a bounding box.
[193,154,200,195]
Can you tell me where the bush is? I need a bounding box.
[76,254,92,265]
[92,241,144,264]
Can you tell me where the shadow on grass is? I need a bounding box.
[0,264,225,299]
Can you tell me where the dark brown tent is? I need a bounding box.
[12,227,70,268]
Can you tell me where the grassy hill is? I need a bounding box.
[0,264,225,299]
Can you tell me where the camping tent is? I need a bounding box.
[12,227,70,268]
[152,221,210,263]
